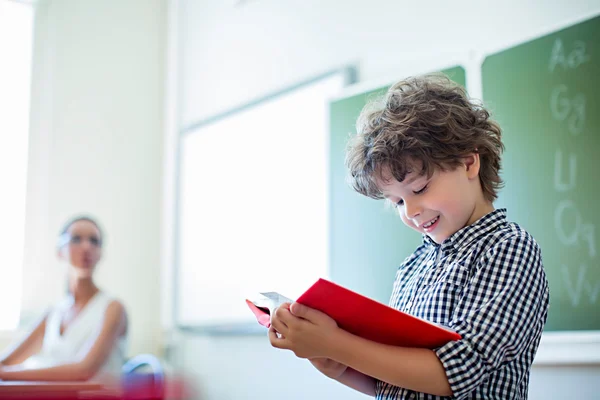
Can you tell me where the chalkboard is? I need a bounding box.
[482,16,599,332]
[328,66,466,304]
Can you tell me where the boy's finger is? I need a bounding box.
[268,326,287,348]
[272,305,293,325]
[290,302,326,323]
[270,313,288,335]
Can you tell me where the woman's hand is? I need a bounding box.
[309,357,347,380]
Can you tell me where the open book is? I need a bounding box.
[246,278,460,349]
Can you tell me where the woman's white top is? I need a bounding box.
[23,291,127,382]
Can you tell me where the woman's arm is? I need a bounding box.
[0,312,48,366]
[0,301,127,381]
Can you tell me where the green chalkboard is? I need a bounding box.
[482,16,600,332]
[328,66,466,304]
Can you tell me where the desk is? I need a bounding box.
[0,381,105,399]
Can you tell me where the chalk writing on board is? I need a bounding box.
[551,37,598,307]
[549,85,586,135]
[554,150,576,192]
[554,199,596,256]
[548,39,590,72]
[561,263,600,306]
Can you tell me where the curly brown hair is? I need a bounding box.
[345,73,504,203]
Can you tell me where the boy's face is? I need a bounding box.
[377,157,489,244]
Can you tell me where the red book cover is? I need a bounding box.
[247,278,461,349]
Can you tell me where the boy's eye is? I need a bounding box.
[414,184,429,195]
[70,235,82,244]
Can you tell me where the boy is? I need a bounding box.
[269,74,549,399]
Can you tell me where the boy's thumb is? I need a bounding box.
[290,302,305,317]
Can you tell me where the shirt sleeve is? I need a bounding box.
[434,233,549,399]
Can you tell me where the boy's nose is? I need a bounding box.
[404,200,422,219]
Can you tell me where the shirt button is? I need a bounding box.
[409,393,416,399]
[406,301,413,309]
[426,259,434,266]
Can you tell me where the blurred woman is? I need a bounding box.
[0,216,128,382]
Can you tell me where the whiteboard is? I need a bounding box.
[175,70,352,330]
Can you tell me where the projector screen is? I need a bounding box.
[175,70,352,331]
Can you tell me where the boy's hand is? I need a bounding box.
[309,358,347,379]
[269,302,339,359]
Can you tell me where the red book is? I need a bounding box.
[246,278,461,349]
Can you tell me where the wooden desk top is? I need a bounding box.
[0,380,103,392]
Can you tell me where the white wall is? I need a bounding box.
[178,0,600,127]
[172,0,600,399]
[7,0,167,358]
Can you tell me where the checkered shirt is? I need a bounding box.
[375,209,549,400]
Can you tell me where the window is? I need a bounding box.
[175,71,350,330]
[0,0,34,330]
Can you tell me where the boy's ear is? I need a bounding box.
[464,153,480,179]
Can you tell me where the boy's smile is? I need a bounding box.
[420,216,440,232]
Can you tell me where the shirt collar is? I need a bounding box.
[422,208,508,254]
